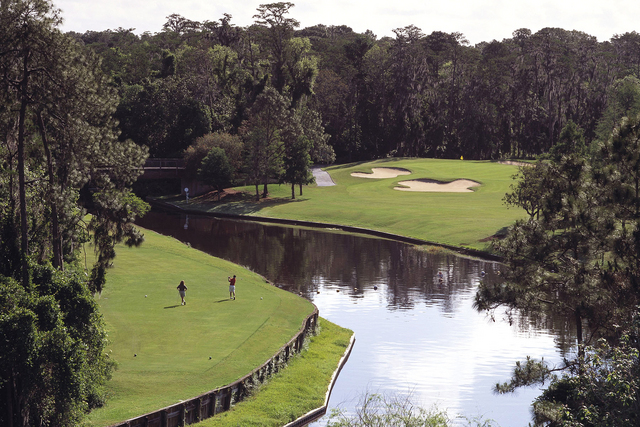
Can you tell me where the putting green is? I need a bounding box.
[350,167,412,178]
[173,158,527,251]
[87,229,314,426]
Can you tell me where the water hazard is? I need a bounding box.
[136,210,572,426]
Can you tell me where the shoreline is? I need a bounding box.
[146,197,503,263]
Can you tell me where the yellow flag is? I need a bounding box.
[460,156,464,160]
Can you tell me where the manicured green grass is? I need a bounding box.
[194,318,353,427]
[87,229,314,426]
[172,158,526,251]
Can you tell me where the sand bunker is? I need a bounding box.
[395,179,480,192]
[351,167,411,179]
[498,160,532,167]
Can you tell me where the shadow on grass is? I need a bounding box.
[214,299,232,303]
[154,188,308,217]
[186,191,307,216]
[164,305,181,309]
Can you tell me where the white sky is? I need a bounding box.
[55,0,640,45]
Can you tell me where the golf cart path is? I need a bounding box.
[312,166,336,186]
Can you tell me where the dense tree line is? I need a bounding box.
[1,0,148,425]
[475,83,640,424]
[66,6,640,165]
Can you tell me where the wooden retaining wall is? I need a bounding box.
[109,307,319,427]
[147,199,503,262]
[284,333,356,427]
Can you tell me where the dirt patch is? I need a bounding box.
[351,167,411,179]
[193,188,248,203]
[394,179,480,193]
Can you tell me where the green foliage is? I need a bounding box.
[326,392,450,427]
[548,120,587,162]
[88,190,149,294]
[183,132,244,179]
[478,122,615,343]
[532,328,640,426]
[325,391,496,427]
[0,265,114,427]
[198,147,234,199]
[477,119,640,425]
[503,162,548,219]
[241,87,289,200]
[1,0,150,295]
[595,76,640,142]
[115,79,211,157]
[70,5,640,163]
[0,211,21,280]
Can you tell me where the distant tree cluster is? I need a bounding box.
[71,3,336,200]
[69,8,640,166]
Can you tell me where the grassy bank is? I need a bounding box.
[168,158,526,251]
[87,228,315,426]
[194,318,353,427]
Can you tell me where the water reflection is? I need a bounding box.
[136,210,571,426]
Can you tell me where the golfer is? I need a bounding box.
[177,280,187,305]
[228,275,236,300]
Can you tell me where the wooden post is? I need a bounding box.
[211,392,219,416]
[223,389,232,411]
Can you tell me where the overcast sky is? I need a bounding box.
[54,0,639,45]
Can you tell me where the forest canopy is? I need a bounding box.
[67,6,640,164]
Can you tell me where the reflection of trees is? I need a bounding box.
[136,210,576,348]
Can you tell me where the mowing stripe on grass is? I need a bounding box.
[88,228,314,426]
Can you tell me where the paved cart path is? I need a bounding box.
[312,167,336,187]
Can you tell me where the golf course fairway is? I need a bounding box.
[87,228,315,426]
[170,158,527,252]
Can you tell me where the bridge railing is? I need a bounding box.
[144,158,185,169]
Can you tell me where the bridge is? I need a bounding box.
[139,158,211,196]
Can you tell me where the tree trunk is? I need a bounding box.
[36,112,63,270]
[299,183,303,196]
[291,183,295,199]
[255,183,260,201]
[17,52,30,287]
[576,310,585,374]
[5,371,13,427]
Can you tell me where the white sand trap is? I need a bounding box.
[351,167,411,179]
[395,179,481,192]
[498,160,532,167]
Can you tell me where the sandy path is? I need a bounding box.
[350,167,411,179]
[394,179,480,192]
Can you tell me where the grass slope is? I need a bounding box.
[171,158,526,251]
[194,318,353,427]
[87,229,314,426]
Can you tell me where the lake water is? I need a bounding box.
[136,210,571,427]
